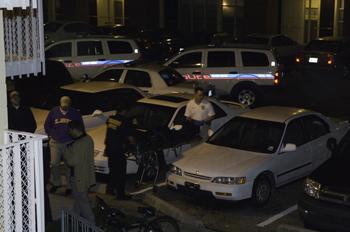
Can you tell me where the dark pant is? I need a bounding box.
[107,151,127,196]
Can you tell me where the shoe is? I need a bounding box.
[49,185,60,193]
[115,194,132,200]
[65,189,72,196]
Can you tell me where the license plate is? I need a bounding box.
[185,182,200,190]
[308,57,318,63]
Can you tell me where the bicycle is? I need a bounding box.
[96,196,180,232]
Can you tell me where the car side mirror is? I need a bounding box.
[92,109,104,117]
[327,138,337,152]
[280,143,297,153]
[171,124,183,131]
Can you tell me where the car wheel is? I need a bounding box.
[232,85,260,107]
[252,175,272,207]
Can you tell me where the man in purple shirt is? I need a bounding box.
[44,96,83,195]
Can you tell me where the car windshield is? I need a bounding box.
[126,103,175,131]
[305,40,342,52]
[44,22,62,33]
[39,89,121,115]
[159,68,185,86]
[208,117,285,153]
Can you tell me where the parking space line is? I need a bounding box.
[256,205,297,227]
[130,182,167,195]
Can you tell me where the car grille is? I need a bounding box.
[320,189,350,206]
[184,172,212,181]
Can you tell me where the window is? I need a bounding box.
[302,115,330,141]
[77,41,103,56]
[171,52,202,68]
[92,69,124,82]
[159,68,184,86]
[211,102,226,119]
[124,70,152,87]
[241,52,269,67]
[271,36,297,47]
[107,41,133,54]
[207,51,235,67]
[284,120,306,146]
[45,42,72,58]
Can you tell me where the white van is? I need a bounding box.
[45,36,141,81]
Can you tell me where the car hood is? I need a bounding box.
[174,143,270,177]
[310,157,350,193]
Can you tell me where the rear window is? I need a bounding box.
[107,41,133,54]
[159,68,185,86]
[207,51,235,67]
[305,40,342,53]
[241,51,269,67]
[92,69,124,82]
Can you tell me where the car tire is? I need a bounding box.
[232,84,260,107]
[252,175,272,207]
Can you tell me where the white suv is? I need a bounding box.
[45,36,141,81]
[164,45,282,106]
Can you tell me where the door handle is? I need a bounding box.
[229,71,238,74]
[192,72,201,75]
[63,60,72,63]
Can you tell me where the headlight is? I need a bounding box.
[169,165,182,176]
[304,178,321,199]
[212,177,246,185]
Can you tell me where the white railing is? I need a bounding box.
[0,130,46,232]
[61,209,104,232]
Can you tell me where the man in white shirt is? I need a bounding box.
[185,87,215,139]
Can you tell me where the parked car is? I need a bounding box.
[94,93,247,174]
[45,36,141,81]
[44,21,98,45]
[90,64,194,95]
[298,129,350,231]
[167,106,349,206]
[295,37,350,77]
[163,44,283,106]
[32,81,147,174]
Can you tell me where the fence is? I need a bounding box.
[61,209,104,232]
[0,130,46,232]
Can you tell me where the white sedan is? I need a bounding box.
[91,64,194,95]
[167,106,349,206]
[93,93,247,174]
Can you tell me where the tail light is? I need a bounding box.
[274,70,281,86]
[326,55,334,65]
[295,56,301,63]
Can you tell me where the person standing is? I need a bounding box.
[64,120,95,223]
[7,90,37,133]
[44,96,83,195]
[104,103,134,200]
[185,87,216,140]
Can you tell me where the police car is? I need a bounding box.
[45,36,141,81]
[163,44,283,106]
[90,63,194,95]
[93,93,247,175]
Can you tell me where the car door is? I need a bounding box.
[207,101,229,132]
[276,118,312,185]
[71,40,106,80]
[105,40,139,65]
[166,51,204,78]
[202,49,239,94]
[45,41,74,77]
[301,115,332,170]
[123,70,152,93]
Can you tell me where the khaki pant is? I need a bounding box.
[71,178,95,223]
[49,139,71,188]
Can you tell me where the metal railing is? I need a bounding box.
[0,130,46,232]
[61,209,104,232]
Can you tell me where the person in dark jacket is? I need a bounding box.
[7,90,37,133]
[44,96,83,195]
[105,103,134,200]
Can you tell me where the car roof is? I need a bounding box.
[240,106,313,123]
[53,35,135,43]
[108,62,168,72]
[138,93,192,108]
[60,81,140,94]
[182,44,273,52]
